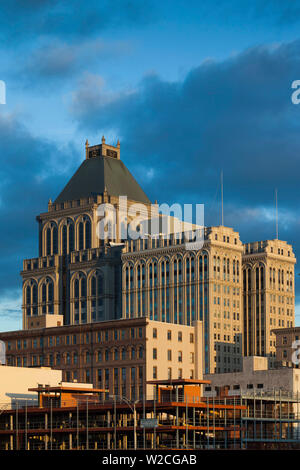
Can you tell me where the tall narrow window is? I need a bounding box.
[46,228,51,255]
[79,222,84,250]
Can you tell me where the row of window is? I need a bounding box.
[43,216,92,256]
[152,366,194,380]
[8,348,144,367]
[8,327,144,351]
[152,328,194,343]
[213,333,240,342]
[152,348,194,363]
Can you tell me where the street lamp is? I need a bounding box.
[109,394,139,450]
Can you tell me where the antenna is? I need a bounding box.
[275,188,278,239]
[221,170,224,226]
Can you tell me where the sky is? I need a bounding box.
[1,0,300,330]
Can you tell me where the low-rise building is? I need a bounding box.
[0,365,62,408]
[203,356,300,396]
[273,326,300,367]
[0,318,203,399]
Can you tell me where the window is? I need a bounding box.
[167,368,172,380]
[153,366,157,379]
[153,328,157,338]
[167,350,172,361]
[257,383,264,389]
[167,330,172,340]
[190,333,194,343]
[247,384,253,389]
[153,348,157,360]
[178,331,182,342]
[190,352,194,364]
[178,351,183,362]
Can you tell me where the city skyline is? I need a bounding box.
[1,1,300,330]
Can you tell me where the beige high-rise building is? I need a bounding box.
[122,225,244,374]
[21,138,153,330]
[242,239,296,362]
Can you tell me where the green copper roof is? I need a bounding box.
[54,155,151,205]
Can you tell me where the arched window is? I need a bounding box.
[25,281,38,317]
[40,277,54,315]
[85,219,91,249]
[24,280,38,317]
[79,222,84,250]
[173,255,183,324]
[77,215,91,251]
[44,222,58,256]
[137,263,146,317]
[46,228,51,255]
[53,226,58,254]
[26,285,31,305]
[62,225,67,255]
[159,257,170,322]
[72,273,87,324]
[90,270,104,322]
[69,223,74,252]
[61,218,75,255]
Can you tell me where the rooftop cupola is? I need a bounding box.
[85,136,120,160]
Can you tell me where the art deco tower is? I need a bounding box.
[21,138,152,330]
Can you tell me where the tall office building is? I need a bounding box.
[122,226,244,374]
[242,240,296,361]
[21,138,152,329]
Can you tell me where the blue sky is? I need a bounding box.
[1,0,300,330]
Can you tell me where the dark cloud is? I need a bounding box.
[70,39,300,295]
[14,38,132,87]
[0,0,156,43]
[2,0,300,47]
